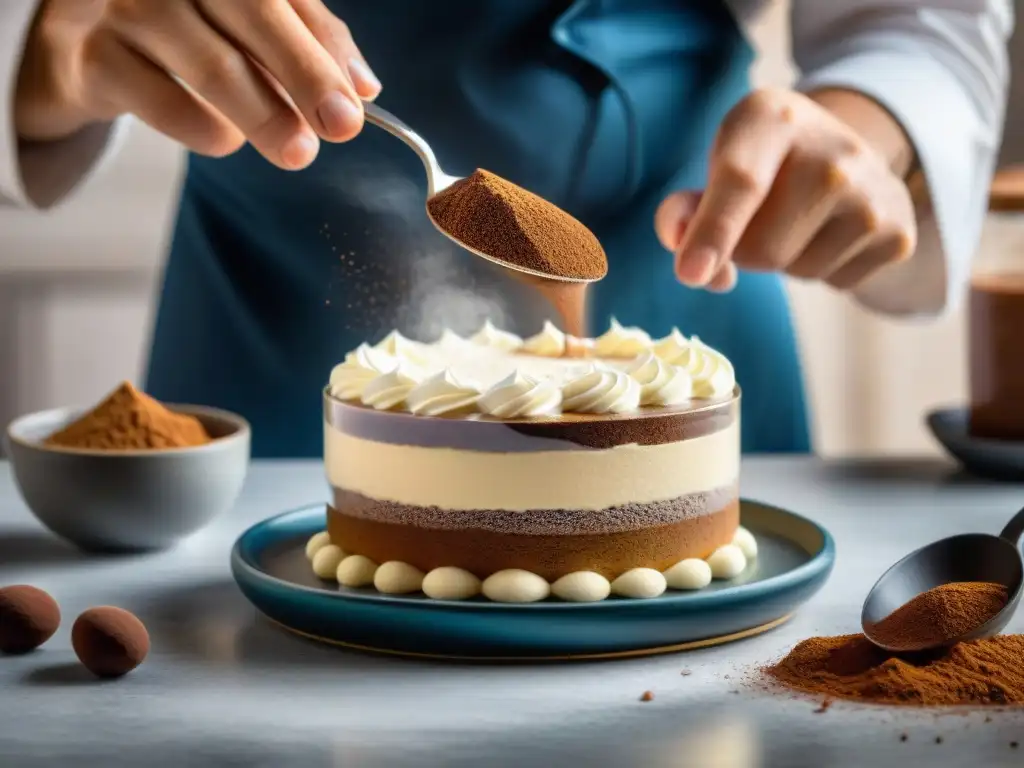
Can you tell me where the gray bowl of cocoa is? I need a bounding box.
[5,399,250,554]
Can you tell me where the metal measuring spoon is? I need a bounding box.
[363,102,601,285]
[861,504,1024,652]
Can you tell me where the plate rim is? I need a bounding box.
[266,613,795,662]
[230,498,835,613]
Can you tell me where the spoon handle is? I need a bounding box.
[363,103,455,196]
[999,504,1024,545]
[363,102,416,137]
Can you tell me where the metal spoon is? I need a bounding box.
[861,504,1024,652]
[362,102,598,285]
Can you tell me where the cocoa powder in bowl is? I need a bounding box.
[426,169,608,281]
[45,381,210,450]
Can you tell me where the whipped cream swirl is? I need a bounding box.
[331,321,735,416]
[652,327,689,360]
[470,319,523,352]
[626,351,694,406]
[655,335,735,398]
[687,338,736,398]
[373,330,429,366]
[360,364,424,410]
[437,328,469,350]
[593,317,652,358]
[329,344,397,400]
[521,320,566,357]
[561,363,641,414]
[478,371,562,418]
[405,369,482,416]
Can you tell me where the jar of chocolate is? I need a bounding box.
[969,166,1024,441]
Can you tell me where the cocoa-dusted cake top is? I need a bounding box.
[327,319,736,419]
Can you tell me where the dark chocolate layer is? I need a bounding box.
[327,491,739,580]
[325,389,738,450]
[506,400,736,449]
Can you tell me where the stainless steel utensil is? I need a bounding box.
[363,102,597,284]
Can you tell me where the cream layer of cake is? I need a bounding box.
[324,415,738,512]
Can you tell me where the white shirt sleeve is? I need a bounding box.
[791,0,1013,318]
[0,0,126,210]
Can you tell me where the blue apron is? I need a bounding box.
[146,0,810,458]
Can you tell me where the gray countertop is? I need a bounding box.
[1,457,1023,767]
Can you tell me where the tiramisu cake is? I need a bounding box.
[304,319,756,603]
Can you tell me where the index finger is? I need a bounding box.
[676,96,793,285]
[197,0,363,142]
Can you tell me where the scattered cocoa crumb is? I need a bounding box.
[986,716,993,723]
[640,691,654,702]
[899,734,908,742]
[935,736,943,744]
[1012,741,1019,749]
[813,700,833,714]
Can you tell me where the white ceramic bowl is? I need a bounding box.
[5,404,251,552]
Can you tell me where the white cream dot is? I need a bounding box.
[311,544,345,580]
[336,554,379,587]
[663,558,712,590]
[732,527,758,561]
[707,545,747,579]
[422,567,481,600]
[373,561,425,594]
[611,568,667,599]
[305,531,332,561]
[482,569,550,603]
[551,571,611,602]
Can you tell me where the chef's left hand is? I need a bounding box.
[655,87,917,293]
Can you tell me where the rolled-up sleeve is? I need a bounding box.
[1,0,126,209]
[791,0,1013,318]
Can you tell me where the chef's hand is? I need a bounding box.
[655,87,917,293]
[15,0,380,170]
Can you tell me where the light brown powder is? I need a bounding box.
[45,382,210,451]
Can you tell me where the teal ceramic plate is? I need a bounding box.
[230,500,834,660]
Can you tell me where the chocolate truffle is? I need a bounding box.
[0,585,61,654]
[71,606,149,678]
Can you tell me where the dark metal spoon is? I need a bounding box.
[861,504,1024,652]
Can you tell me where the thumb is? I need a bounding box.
[654,190,703,253]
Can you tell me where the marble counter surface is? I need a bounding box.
[1,457,1023,767]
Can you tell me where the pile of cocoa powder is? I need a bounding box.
[870,581,1007,651]
[427,169,607,281]
[765,581,1019,707]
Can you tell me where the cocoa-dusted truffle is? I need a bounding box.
[0,585,61,654]
[71,606,149,678]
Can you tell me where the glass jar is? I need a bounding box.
[969,167,1024,440]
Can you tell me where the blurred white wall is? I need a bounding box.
[0,125,181,432]
[0,1,1020,455]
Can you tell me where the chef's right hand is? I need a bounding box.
[15,0,381,170]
